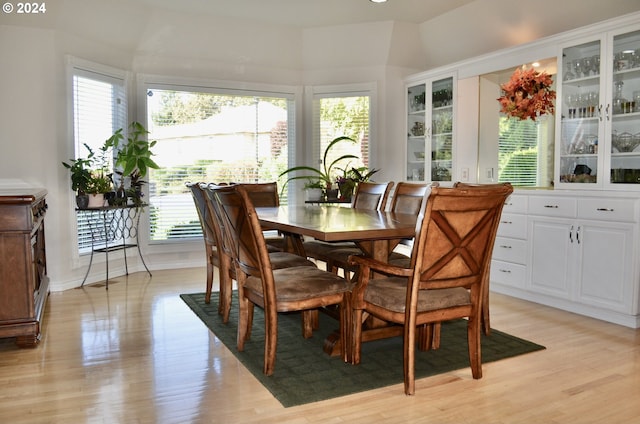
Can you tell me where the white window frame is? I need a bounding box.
[66,56,130,256]
[136,74,302,245]
[303,82,377,192]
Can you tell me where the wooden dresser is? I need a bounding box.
[0,188,49,347]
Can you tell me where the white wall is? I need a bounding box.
[1,3,637,291]
[0,15,421,291]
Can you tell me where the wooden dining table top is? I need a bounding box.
[256,205,417,243]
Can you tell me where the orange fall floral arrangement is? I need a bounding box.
[497,67,556,121]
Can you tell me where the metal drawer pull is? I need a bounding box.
[499,245,512,249]
[544,205,559,208]
[596,208,614,212]
[499,269,511,273]
[500,220,513,224]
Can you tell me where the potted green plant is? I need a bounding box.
[279,136,358,198]
[85,170,113,208]
[62,149,95,208]
[107,122,160,206]
[335,165,380,201]
[303,179,325,202]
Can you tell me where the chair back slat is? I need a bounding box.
[389,182,430,215]
[351,181,394,211]
[243,182,280,207]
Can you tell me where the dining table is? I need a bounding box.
[256,204,418,356]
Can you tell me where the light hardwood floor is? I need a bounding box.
[1,267,639,423]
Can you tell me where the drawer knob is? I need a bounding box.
[596,208,614,212]
[544,205,559,209]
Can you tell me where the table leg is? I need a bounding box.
[323,238,405,356]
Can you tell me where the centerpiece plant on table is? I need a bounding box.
[335,165,380,201]
[279,136,359,200]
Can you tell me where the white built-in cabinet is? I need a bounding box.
[556,24,640,189]
[402,12,640,327]
[405,73,456,182]
[491,191,639,328]
[491,194,528,290]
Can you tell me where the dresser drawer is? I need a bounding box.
[577,198,638,223]
[497,213,527,239]
[528,196,577,218]
[503,194,527,214]
[493,237,526,264]
[490,260,526,289]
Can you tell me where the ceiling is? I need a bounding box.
[135,0,477,28]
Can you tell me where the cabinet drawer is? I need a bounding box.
[503,194,527,214]
[497,213,527,239]
[490,260,526,289]
[528,196,577,218]
[493,237,526,263]
[577,198,638,223]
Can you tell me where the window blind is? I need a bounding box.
[145,87,295,242]
[72,68,127,252]
[311,94,371,184]
[498,117,543,187]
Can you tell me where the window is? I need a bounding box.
[498,115,554,187]
[311,86,373,183]
[69,59,127,252]
[144,83,296,242]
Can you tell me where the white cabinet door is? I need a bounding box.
[576,221,634,313]
[529,218,574,299]
[405,73,456,182]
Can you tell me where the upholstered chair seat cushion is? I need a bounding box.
[268,252,317,269]
[244,266,352,302]
[363,278,471,313]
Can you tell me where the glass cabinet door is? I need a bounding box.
[609,29,640,185]
[406,75,454,182]
[558,26,640,188]
[431,77,453,182]
[558,39,603,186]
[407,83,426,181]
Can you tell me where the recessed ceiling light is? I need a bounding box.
[370,0,388,3]
[532,62,540,67]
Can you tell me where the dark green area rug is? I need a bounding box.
[180,292,545,407]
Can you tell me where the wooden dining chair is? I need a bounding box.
[303,181,394,276]
[214,184,352,375]
[453,181,513,336]
[203,183,318,323]
[309,182,427,280]
[234,181,286,253]
[348,183,513,395]
[187,182,220,307]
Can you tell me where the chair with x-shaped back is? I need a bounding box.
[348,183,513,394]
[213,184,352,375]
